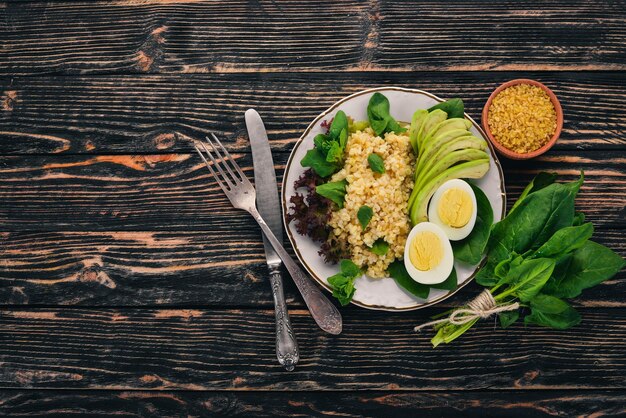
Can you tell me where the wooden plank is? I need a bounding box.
[0,150,623,231]
[1,389,625,417]
[0,308,625,390]
[1,72,624,154]
[0,230,623,307]
[3,1,625,75]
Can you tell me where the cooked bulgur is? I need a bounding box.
[328,127,414,278]
[487,83,557,154]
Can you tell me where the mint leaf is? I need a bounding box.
[327,273,355,306]
[302,110,349,177]
[340,259,361,278]
[327,259,362,306]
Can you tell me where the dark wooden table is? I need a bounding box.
[1,1,625,416]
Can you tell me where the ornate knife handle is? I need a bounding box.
[268,264,299,371]
[250,207,343,335]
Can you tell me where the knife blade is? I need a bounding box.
[246,108,299,370]
[246,109,282,264]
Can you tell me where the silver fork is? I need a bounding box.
[195,133,342,335]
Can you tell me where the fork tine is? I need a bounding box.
[205,134,240,183]
[194,142,233,194]
[210,132,248,183]
[198,141,235,188]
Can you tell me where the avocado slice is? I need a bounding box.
[412,148,490,199]
[409,159,490,225]
[416,109,447,153]
[421,118,472,150]
[409,109,429,154]
[415,129,472,176]
[417,135,488,180]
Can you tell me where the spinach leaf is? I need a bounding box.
[524,294,581,329]
[428,98,465,119]
[367,92,406,137]
[367,153,385,174]
[486,174,583,268]
[388,260,430,299]
[494,253,523,281]
[474,259,499,286]
[357,205,374,230]
[327,259,363,306]
[300,148,338,178]
[542,240,625,299]
[316,179,348,208]
[572,211,585,226]
[451,184,494,265]
[531,223,593,259]
[368,238,389,256]
[500,258,555,302]
[328,110,349,141]
[499,311,519,329]
[510,171,558,213]
[356,205,374,231]
[388,261,456,298]
[432,267,458,291]
[533,174,583,247]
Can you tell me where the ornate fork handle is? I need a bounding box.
[268,264,299,370]
[250,207,343,335]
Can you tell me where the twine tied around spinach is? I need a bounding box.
[414,289,519,331]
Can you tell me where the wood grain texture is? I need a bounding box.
[0,230,623,308]
[0,150,624,231]
[1,72,625,154]
[1,389,625,417]
[0,308,625,390]
[3,1,625,75]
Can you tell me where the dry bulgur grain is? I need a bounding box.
[487,83,557,154]
[328,127,414,278]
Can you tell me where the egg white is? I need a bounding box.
[403,222,454,285]
[428,179,477,241]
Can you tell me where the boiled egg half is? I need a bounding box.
[428,179,477,241]
[403,222,454,285]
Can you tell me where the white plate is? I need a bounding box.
[282,87,506,311]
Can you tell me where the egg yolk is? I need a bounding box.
[409,231,443,271]
[437,188,473,228]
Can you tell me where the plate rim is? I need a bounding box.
[281,86,507,311]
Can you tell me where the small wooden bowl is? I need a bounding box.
[481,79,563,160]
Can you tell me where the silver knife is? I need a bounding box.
[246,109,299,371]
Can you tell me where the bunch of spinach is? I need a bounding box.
[425,172,625,347]
[301,110,349,177]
